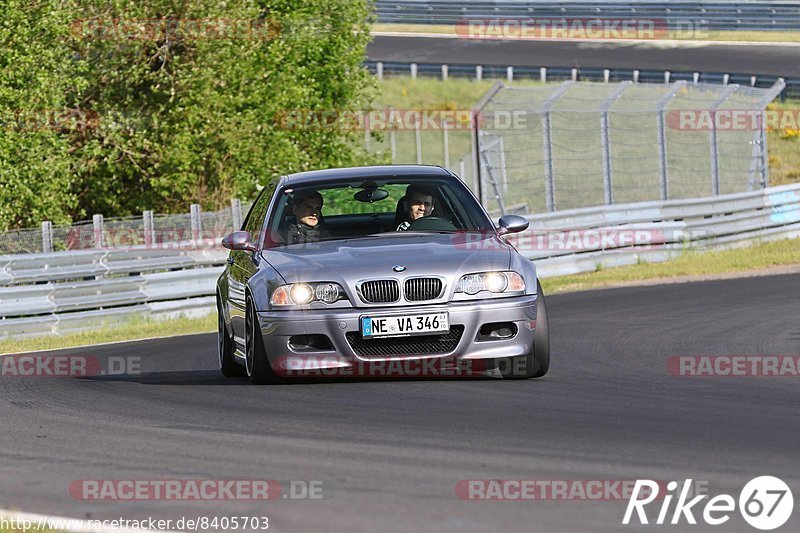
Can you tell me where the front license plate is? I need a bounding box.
[361,313,449,338]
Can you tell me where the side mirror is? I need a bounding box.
[497,215,529,236]
[221,231,257,252]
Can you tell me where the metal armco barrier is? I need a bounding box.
[375,1,800,31]
[1,184,799,338]
[0,247,226,339]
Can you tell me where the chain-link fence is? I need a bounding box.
[0,200,252,255]
[475,80,785,214]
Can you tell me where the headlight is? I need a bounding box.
[455,271,525,296]
[271,283,346,307]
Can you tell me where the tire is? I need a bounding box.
[503,279,550,379]
[245,295,280,385]
[218,297,245,378]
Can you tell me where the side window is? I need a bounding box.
[242,183,276,249]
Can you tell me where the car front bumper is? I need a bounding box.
[256,294,539,378]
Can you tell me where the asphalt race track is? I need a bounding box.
[1,274,798,532]
[368,35,800,77]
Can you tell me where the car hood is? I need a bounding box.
[262,232,512,285]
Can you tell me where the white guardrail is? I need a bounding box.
[1,183,799,339]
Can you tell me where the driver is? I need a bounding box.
[396,185,435,231]
[284,190,330,244]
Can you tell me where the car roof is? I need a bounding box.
[282,165,452,187]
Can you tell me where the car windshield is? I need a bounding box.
[264,176,494,248]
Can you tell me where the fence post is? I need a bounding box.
[190,204,202,247]
[709,85,739,195]
[414,115,422,164]
[540,81,574,212]
[376,61,383,81]
[442,117,450,169]
[230,199,243,231]
[364,112,371,151]
[656,81,687,200]
[599,81,632,205]
[459,158,465,178]
[41,221,53,253]
[143,210,155,248]
[92,214,104,249]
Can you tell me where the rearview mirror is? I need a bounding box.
[497,215,529,236]
[221,231,257,252]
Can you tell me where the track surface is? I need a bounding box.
[1,274,799,532]
[368,35,800,77]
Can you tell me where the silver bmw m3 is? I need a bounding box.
[216,165,549,383]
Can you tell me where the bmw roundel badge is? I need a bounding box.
[393,265,406,272]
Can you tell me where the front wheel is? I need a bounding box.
[218,297,245,378]
[503,280,550,379]
[245,296,280,385]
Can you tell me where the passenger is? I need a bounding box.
[284,190,331,244]
[395,184,435,231]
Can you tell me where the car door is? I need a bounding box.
[228,186,273,348]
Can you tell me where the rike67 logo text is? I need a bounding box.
[623,477,793,530]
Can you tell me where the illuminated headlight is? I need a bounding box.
[271,283,346,307]
[455,272,525,296]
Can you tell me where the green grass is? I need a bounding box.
[373,23,800,43]
[540,237,800,295]
[0,313,216,355]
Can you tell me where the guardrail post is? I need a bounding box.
[92,214,104,249]
[603,69,610,83]
[376,61,383,81]
[541,81,574,212]
[143,210,155,247]
[633,70,640,83]
[410,63,417,80]
[459,158,465,178]
[709,85,739,195]
[41,221,53,253]
[230,200,243,231]
[475,65,482,81]
[414,114,422,164]
[571,68,578,81]
[599,81,632,205]
[441,64,448,80]
[506,66,513,84]
[190,204,202,247]
[693,72,700,85]
[540,67,547,83]
[723,74,730,85]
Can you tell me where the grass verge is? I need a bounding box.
[2,239,800,353]
[373,23,800,43]
[0,313,216,355]
[540,237,800,294]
